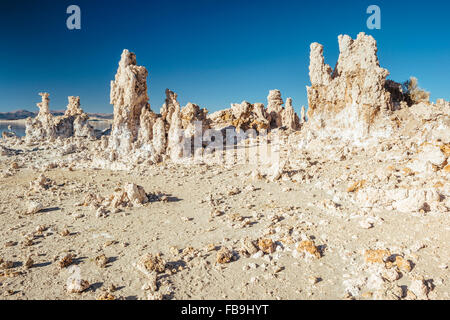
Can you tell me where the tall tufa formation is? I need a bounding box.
[67,97,95,138]
[137,107,158,147]
[160,89,180,129]
[54,96,94,139]
[266,90,284,128]
[110,49,150,152]
[306,32,394,141]
[25,93,94,141]
[37,92,51,115]
[180,102,210,137]
[25,92,55,140]
[300,106,307,123]
[65,96,84,116]
[267,90,301,130]
[108,49,213,163]
[167,103,183,160]
[282,98,300,131]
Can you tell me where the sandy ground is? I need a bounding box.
[0,136,448,300]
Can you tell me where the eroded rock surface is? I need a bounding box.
[110,49,150,153]
[306,32,394,141]
[25,93,55,141]
[208,90,301,133]
[25,94,94,142]
[208,101,269,132]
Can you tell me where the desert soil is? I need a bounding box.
[0,139,448,300]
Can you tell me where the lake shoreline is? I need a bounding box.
[0,119,111,124]
[0,119,28,125]
[0,119,111,137]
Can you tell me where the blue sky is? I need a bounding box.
[0,0,448,114]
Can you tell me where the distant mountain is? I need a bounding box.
[0,109,35,120]
[0,109,112,120]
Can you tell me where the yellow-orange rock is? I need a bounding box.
[258,238,276,254]
[395,256,412,273]
[297,240,321,259]
[364,249,391,264]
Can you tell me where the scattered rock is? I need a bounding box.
[297,240,322,259]
[135,253,166,276]
[240,237,259,256]
[216,247,233,264]
[0,259,14,270]
[24,256,34,269]
[26,201,43,215]
[59,254,74,269]
[364,249,391,264]
[394,256,412,273]
[67,279,90,294]
[95,254,109,268]
[258,238,276,254]
[97,292,116,300]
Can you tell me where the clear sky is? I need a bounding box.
[0,0,448,114]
